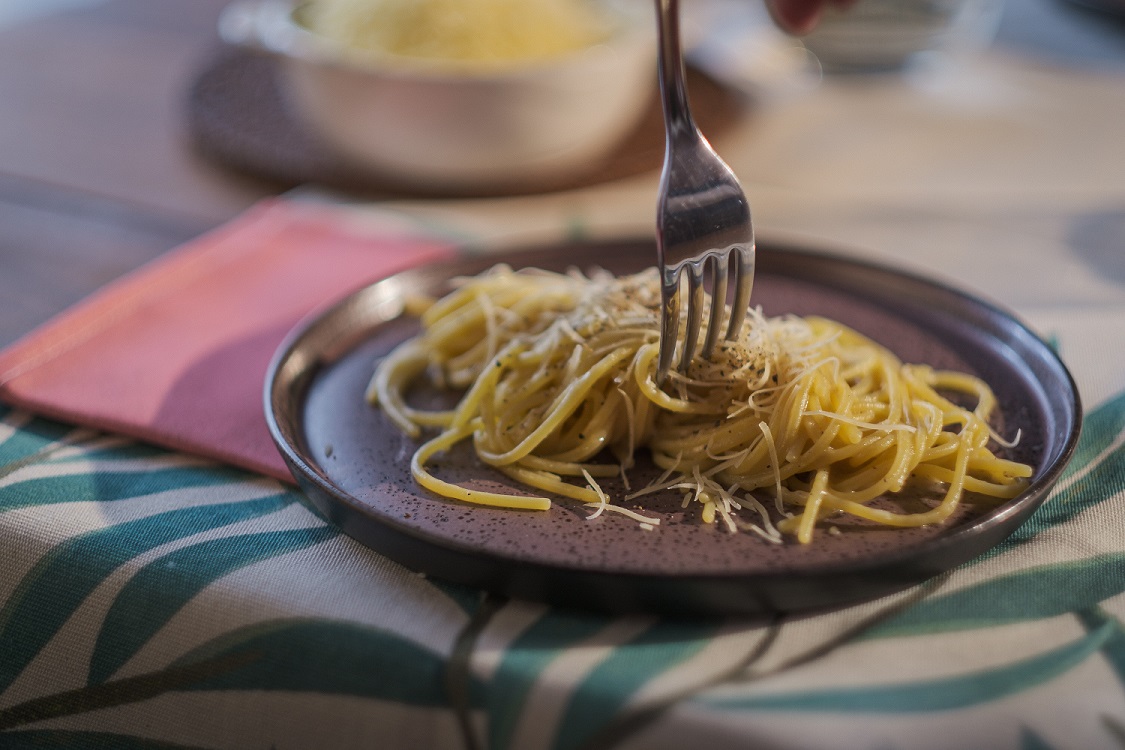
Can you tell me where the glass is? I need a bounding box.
[801,0,1005,73]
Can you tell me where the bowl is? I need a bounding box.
[219,0,657,192]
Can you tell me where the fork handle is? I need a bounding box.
[655,0,696,140]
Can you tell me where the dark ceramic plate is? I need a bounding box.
[265,239,1081,617]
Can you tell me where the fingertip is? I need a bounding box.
[766,0,825,35]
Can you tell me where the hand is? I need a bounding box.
[766,0,857,34]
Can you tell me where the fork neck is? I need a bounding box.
[654,0,696,139]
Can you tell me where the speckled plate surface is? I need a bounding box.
[265,238,1080,617]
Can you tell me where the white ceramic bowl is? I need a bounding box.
[219,0,656,192]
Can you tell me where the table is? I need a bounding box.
[0,0,270,351]
[1,1,1124,748]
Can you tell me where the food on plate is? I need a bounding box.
[304,0,614,68]
[367,265,1033,544]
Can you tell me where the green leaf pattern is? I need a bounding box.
[0,388,1122,749]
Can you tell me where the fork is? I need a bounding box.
[653,0,755,380]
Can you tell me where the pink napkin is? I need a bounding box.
[0,199,456,481]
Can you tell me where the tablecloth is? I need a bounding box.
[3,36,1125,750]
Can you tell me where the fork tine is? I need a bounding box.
[700,253,728,359]
[657,274,681,381]
[678,263,705,372]
[725,246,755,341]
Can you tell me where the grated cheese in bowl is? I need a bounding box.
[303,0,616,69]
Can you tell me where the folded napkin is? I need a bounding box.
[0,199,456,481]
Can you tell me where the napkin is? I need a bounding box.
[0,199,456,481]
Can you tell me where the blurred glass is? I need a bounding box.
[801,0,1005,73]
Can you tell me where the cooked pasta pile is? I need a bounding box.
[367,265,1033,544]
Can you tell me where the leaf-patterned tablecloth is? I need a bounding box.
[1,384,1123,749]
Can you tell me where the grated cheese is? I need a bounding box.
[305,0,613,69]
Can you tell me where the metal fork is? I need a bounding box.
[654,0,755,380]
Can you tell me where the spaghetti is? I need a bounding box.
[367,265,1033,544]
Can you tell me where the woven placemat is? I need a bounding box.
[185,45,747,198]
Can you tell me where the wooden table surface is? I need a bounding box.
[0,0,275,350]
[0,0,1122,350]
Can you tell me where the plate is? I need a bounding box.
[264,239,1081,617]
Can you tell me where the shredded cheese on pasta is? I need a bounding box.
[367,265,1033,544]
